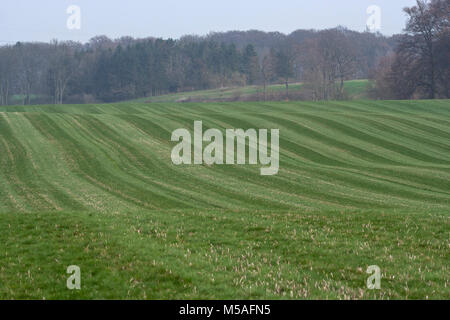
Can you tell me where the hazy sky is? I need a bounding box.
[0,0,417,44]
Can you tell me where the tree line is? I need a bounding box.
[0,0,447,105]
[0,27,393,105]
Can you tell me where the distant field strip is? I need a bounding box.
[129,80,369,103]
[1,100,449,214]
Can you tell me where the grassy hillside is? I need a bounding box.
[0,99,449,299]
[130,80,369,103]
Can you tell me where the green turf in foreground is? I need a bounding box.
[0,99,449,299]
[0,209,448,299]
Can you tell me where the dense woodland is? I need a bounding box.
[0,0,448,105]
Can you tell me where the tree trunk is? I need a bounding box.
[429,51,435,99]
[0,82,9,105]
[285,79,289,101]
[263,79,267,101]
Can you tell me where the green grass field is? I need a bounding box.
[0,99,449,299]
[130,80,369,103]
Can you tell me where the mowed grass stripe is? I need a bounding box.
[0,114,80,212]
[296,113,450,165]
[22,113,182,210]
[171,111,448,208]
[0,100,448,213]
[345,114,450,154]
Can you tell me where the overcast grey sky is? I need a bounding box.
[0,0,417,44]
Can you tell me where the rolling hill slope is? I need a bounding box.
[0,99,449,299]
[1,99,449,213]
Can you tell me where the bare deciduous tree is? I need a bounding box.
[0,46,15,105]
[47,41,80,104]
[302,28,357,100]
[274,46,295,100]
[372,0,449,100]
[260,52,275,101]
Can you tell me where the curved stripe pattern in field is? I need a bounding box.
[0,99,449,214]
